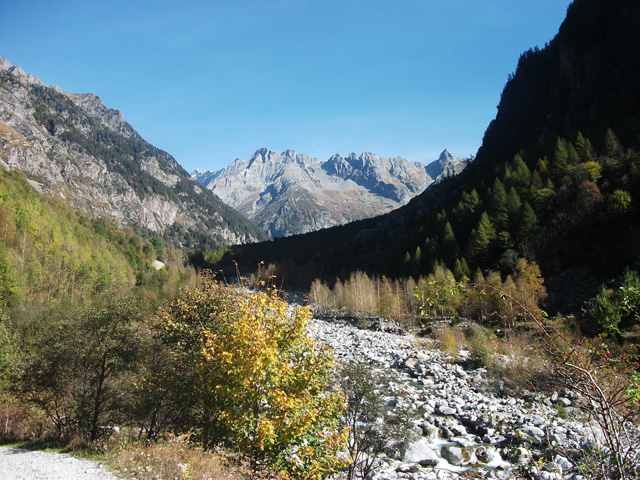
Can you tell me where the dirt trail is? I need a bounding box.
[0,447,119,480]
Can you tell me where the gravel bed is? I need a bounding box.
[0,447,119,480]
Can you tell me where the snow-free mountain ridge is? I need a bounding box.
[0,56,266,249]
[193,149,468,237]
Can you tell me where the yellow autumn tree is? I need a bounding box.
[158,274,348,479]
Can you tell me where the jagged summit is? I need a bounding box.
[0,56,44,86]
[425,149,469,181]
[192,148,469,238]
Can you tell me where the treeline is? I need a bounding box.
[208,126,640,311]
[310,258,546,329]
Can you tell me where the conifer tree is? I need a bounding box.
[552,137,569,175]
[567,143,580,164]
[413,246,423,267]
[510,154,531,187]
[488,178,508,227]
[518,201,539,239]
[462,189,481,214]
[575,131,596,161]
[441,221,459,265]
[536,157,550,178]
[603,128,622,156]
[453,257,470,281]
[506,187,522,219]
[531,170,543,190]
[466,212,497,265]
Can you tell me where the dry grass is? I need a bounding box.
[104,436,253,480]
[433,324,466,360]
[429,322,554,395]
[486,329,553,394]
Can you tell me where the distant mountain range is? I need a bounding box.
[0,57,267,249]
[192,149,468,237]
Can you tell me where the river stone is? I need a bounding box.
[441,445,475,465]
[519,425,545,445]
[558,397,572,407]
[420,421,439,439]
[403,438,439,466]
[475,445,496,464]
[552,454,573,471]
[451,436,475,448]
[439,406,456,416]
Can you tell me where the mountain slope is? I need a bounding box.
[473,0,640,173]
[208,0,640,303]
[0,58,267,250]
[193,148,467,237]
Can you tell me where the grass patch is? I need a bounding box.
[433,324,466,360]
[104,436,252,480]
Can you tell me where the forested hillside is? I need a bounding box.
[208,0,640,312]
[0,166,194,310]
[0,168,346,479]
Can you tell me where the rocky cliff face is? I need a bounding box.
[193,148,468,238]
[0,57,266,249]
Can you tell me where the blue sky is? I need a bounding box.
[1,0,572,172]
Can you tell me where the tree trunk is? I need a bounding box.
[90,354,108,441]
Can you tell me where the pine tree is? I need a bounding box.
[603,128,621,156]
[536,157,550,178]
[552,137,569,175]
[488,178,508,227]
[461,189,481,215]
[575,131,596,161]
[413,246,423,267]
[567,143,580,165]
[466,212,496,265]
[531,170,543,190]
[453,257,470,280]
[441,221,459,266]
[518,201,539,239]
[506,187,522,218]
[510,154,531,187]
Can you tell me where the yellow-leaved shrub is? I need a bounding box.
[158,274,348,479]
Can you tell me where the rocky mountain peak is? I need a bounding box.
[8,65,26,77]
[71,92,127,132]
[193,148,469,238]
[0,57,44,86]
[438,149,454,162]
[425,149,468,182]
[0,57,11,71]
[0,56,267,249]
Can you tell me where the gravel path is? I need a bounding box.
[0,447,119,480]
